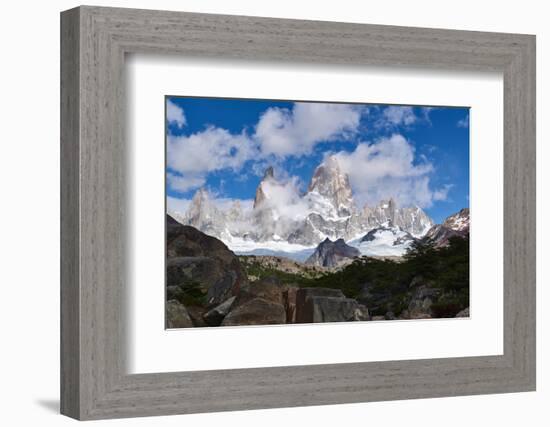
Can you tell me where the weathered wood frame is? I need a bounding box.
[60,6,536,420]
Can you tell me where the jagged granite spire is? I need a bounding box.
[307,155,354,217]
[253,166,276,209]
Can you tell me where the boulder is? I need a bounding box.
[238,276,287,305]
[301,296,370,323]
[166,300,194,329]
[295,288,346,323]
[407,298,433,317]
[221,298,286,326]
[384,311,396,320]
[404,285,441,319]
[166,215,247,306]
[455,307,470,318]
[203,296,236,326]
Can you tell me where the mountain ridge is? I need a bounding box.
[169,156,436,252]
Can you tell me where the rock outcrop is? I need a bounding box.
[166,215,247,307]
[295,288,346,323]
[221,298,286,326]
[295,287,369,323]
[301,296,370,323]
[305,238,360,268]
[424,208,470,248]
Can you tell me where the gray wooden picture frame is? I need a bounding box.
[60,5,536,420]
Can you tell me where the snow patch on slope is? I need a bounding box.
[349,227,415,257]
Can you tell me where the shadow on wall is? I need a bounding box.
[35,399,59,414]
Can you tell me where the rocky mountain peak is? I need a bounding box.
[174,158,436,251]
[362,199,433,237]
[253,166,276,209]
[306,237,361,268]
[263,166,275,180]
[443,208,470,232]
[307,155,354,217]
[424,208,470,247]
[186,188,229,240]
[188,188,210,218]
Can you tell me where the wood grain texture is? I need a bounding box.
[60,7,80,419]
[60,6,536,420]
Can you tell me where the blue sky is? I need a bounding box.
[166,96,469,224]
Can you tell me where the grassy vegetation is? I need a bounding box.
[167,281,208,307]
[238,256,323,285]
[239,236,470,318]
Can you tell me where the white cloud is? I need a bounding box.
[254,102,362,157]
[457,114,469,128]
[165,102,451,207]
[166,172,206,193]
[433,184,453,201]
[167,126,257,176]
[166,102,363,193]
[259,177,310,221]
[381,106,417,127]
[166,99,186,128]
[334,134,447,208]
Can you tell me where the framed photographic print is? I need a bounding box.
[61,6,536,420]
[164,96,471,329]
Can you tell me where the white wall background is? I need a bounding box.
[0,0,546,425]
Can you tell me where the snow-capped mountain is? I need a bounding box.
[169,156,436,258]
[362,198,433,237]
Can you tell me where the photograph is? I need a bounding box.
[165,97,470,328]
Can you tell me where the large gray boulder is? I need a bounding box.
[221,298,286,326]
[166,215,247,306]
[166,300,194,329]
[400,286,441,319]
[295,288,346,323]
[301,296,370,323]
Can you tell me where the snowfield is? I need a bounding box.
[349,227,415,257]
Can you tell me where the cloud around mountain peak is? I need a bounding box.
[166,101,451,210]
[333,134,441,208]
